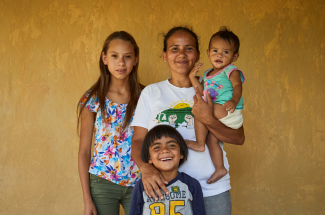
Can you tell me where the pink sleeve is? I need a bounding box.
[227,68,245,83]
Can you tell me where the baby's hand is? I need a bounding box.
[224,100,236,113]
[189,61,203,78]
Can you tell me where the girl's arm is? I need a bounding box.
[78,108,97,215]
[189,62,204,95]
[131,126,169,201]
[192,86,245,145]
[224,70,243,112]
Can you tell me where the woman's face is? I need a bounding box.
[162,31,199,76]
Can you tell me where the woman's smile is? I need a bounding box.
[175,60,189,64]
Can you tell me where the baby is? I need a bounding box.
[187,26,245,183]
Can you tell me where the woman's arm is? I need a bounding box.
[191,86,245,145]
[131,126,169,201]
[78,108,98,215]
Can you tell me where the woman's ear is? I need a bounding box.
[162,51,167,62]
[196,51,200,62]
[180,154,184,159]
[101,52,107,65]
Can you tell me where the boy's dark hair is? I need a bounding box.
[163,26,199,52]
[141,125,188,166]
[209,26,240,54]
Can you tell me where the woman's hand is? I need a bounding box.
[192,86,214,125]
[131,126,169,201]
[192,85,245,145]
[140,163,169,201]
[84,200,97,215]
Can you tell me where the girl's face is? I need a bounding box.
[148,136,183,174]
[101,39,138,80]
[162,31,200,76]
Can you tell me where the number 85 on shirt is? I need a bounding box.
[149,201,185,215]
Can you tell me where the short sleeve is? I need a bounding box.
[227,67,245,83]
[79,91,99,112]
[130,87,151,129]
[129,180,144,215]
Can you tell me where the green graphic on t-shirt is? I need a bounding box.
[155,107,194,128]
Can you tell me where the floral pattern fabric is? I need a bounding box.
[80,92,140,187]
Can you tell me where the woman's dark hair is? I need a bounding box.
[163,26,199,52]
[77,31,144,133]
[209,26,240,54]
[141,125,188,166]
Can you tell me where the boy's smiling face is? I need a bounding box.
[148,136,183,176]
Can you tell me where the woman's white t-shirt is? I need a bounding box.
[131,79,231,197]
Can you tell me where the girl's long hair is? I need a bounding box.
[77,31,144,133]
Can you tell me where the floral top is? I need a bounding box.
[80,92,140,187]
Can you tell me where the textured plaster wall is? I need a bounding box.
[1,0,324,214]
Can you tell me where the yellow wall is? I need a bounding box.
[1,0,324,214]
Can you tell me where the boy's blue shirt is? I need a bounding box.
[129,172,206,215]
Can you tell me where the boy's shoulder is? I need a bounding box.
[134,178,144,189]
[176,172,201,188]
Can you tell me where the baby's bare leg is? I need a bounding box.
[205,103,228,184]
[213,103,228,119]
[186,117,207,152]
[206,132,227,184]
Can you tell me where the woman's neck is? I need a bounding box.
[169,74,192,88]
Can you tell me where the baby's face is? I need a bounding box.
[207,37,239,72]
[148,136,183,173]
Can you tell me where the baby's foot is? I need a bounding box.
[185,140,205,152]
[206,167,227,184]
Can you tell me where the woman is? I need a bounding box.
[131,27,244,215]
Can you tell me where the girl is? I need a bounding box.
[129,125,205,215]
[130,27,244,215]
[77,31,143,215]
[187,27,245,184]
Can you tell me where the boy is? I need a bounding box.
[129,125,206,215]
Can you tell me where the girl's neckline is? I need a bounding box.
[165,172,180,185]
[105,97,128,106]
[205,64,234,78]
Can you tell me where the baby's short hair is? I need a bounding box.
[141,125,188,166]
[209,26,240,54]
